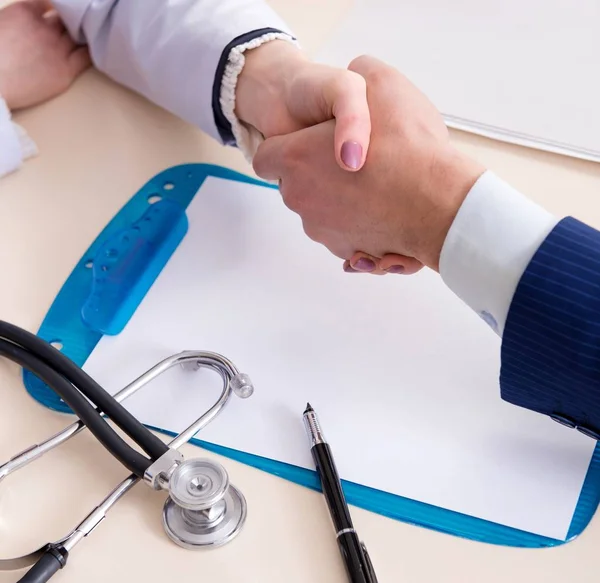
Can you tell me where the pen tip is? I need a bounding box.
[304,402,313,413]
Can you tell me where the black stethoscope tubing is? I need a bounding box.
[0,320,168,477]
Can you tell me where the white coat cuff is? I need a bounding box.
[0,97,37,178]
[220,32,298,162]
[439,170,559,336]
[52,0,297,144]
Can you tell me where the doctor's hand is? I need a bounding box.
[0,0,91,110]
[235,40,371,172]
[252,55,484,273]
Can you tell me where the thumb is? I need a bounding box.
[325,71,371,171]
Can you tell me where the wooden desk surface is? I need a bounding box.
[1,1,600,581]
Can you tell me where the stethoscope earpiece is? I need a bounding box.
[0,335,254,581]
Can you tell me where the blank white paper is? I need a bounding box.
[315,0,600,162]
[83,177,596,541]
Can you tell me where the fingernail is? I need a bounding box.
[354,257,376,271]
[386,265,405,274]
[341,141,363,170]
[343,263,358,273]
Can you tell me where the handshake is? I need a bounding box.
[246,54,485,277]
[0,0,483,279]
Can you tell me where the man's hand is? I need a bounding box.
[235,40,371,172]
[0,0,91,110]
[252,55,484,273]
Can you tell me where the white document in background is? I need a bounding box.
[315,0,600,162]
[83,177,596,541]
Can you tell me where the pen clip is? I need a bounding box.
[360,541,378,583]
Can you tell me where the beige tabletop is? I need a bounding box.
[2,1,600,581]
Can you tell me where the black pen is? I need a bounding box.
[303,403,378,583]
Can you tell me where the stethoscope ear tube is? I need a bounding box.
[1,342,255,583]
[0,320,168,477]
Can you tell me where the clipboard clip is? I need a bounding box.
[81,198,188,335]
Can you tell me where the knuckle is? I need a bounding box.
[366,66,389,88]
[251,155,266,177]
[331,245,352,260]
[348,54,371,73]
[302,223,349,260]
[348,55,392,87]
[280,137,298,163]
[253,149,277,179]
[302,221,321,243]
[281,187,303,213]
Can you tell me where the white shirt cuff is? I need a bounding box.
[220,32,299,162]
[439,170,559,336]
[0,97,38,178]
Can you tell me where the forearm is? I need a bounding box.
[500,216,600,437]
[52,0,296,146]
[439,164,600,436]
[220,36,302,160]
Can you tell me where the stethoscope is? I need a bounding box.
[0,320,254,583]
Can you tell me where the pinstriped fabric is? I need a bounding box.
[500,217,600,437]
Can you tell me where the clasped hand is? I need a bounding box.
[0,1,481,270]
[252,55,484,276]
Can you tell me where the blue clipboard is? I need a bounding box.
[22,163,600,549]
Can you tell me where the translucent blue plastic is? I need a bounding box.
[81,199,188,335]
[22,163,600,549]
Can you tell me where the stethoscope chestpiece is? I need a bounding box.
[162,458,247,550]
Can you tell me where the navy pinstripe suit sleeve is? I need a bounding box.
[500,216,600,439]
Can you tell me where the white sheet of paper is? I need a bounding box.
[83,177,596,541]
[315,0,600,162]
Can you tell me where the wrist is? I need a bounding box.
[419,148,485,271]
[235,39,306,137]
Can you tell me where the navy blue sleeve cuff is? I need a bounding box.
[211,27,291,146]
[500,216,600,439]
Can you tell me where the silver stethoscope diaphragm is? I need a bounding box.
[0,349,254,578]
[163,458,247,549]
[169,459,229,510]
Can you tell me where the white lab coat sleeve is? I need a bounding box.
[439,170,559,336]
[0,96,37,179]
[52,0,296,147]
[219,30,298,161]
